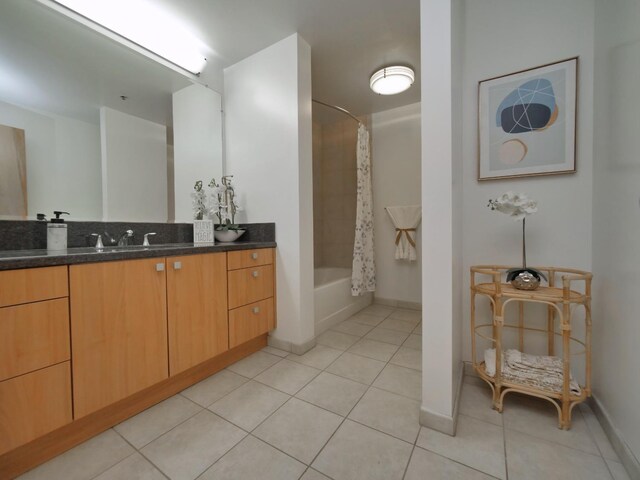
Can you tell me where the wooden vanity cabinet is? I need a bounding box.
[70,258,169,418]
[167,253,229,375]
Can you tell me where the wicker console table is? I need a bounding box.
[470,265,592,429]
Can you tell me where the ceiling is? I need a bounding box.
[0,0,420,125]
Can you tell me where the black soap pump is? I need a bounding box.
[47,211,69,251]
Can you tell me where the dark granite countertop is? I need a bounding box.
[0,242,277,271]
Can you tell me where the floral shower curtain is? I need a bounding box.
[351,123,376,296]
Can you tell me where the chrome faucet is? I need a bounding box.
[117,230,134,246]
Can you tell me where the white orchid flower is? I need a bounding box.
[488,191,537,221]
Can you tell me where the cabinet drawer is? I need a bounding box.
[227,248,274,271]
[0,266,68,307]
[0,362,72,455]
[229,298,274,348]
[228,265,274,309]
[0,298,70,381]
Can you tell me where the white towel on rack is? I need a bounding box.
[385,206,421,261]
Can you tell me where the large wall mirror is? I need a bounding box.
[0,0,223,223]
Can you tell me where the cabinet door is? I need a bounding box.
[229,298,274,348]
[70,258,169,418]
[167,253,228,375]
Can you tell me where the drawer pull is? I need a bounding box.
[174,261,182,270]
[252,270,259,278]
[156,263,165,272]
[253,307,260,314]
[251,252,259,260]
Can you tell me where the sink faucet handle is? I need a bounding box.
[91,233,104,249]
[143,232,157,247]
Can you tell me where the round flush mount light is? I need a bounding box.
[370,66,415,95]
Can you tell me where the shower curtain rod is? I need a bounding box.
[312,99,361,124]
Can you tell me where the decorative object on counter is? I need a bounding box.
[385,206,421,261]
[488,191,545,290]
[478,57,577,180]
[46,211,69,251]
[210,175,245,243]
[192,181,214,244]
[0,124,27,218]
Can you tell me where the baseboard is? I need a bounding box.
[373,296,422,311]
[589,395,640,479]
[267,335,316,356]
[314,294,372,335]
[419,362,464,436]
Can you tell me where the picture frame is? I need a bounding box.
[478,57,578,181]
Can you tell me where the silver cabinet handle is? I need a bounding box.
[156,263,165,272]
[251,252,259,260]
[174,261,182,270]
[253,307,260,314]
[252,270,259,278]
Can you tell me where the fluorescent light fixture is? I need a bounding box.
[46,0,207,75]
[370,66,415,95]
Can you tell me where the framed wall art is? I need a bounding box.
[478,57,578,181]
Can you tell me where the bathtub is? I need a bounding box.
[314,267,373,334]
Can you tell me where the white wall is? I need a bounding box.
[0,100,101,220]
[460,0,595,363]
[224,34,315,351]
[100,107,167,223]
[592,0,640,467]
[172,84,223,223]
[371,102,422,305]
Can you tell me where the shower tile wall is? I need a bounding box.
[313,116,369,269]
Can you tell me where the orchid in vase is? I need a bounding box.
[488,191,546,290]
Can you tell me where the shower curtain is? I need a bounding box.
[351,124,376,296]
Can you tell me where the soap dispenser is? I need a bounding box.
[47,211,69,251]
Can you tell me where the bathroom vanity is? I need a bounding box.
[0,243,276,478]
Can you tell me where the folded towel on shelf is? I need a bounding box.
[484,348,581,395]
[385,205,422,261]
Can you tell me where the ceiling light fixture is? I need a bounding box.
[40,0,207,75]
[370,66,415,95]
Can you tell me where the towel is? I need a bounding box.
[484,348,581,395]
[385,206,421,261]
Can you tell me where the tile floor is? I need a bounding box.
[19,305,630,480]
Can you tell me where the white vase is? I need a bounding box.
[193,220,214,244]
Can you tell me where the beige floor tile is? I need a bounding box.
[262,346,290,357]
[300,468,332,480]
[141,410,245,480]
[503,394,599,455]
[373,364,421,400]
[412,323,422,335]
[254,398,343,464]
[199,435,305,480]
[209,380,289,431]
[505,429,612,480]
[348,387,420,443]
[326,352,386,385]
[463,373,489,388]
[389,346,422,371]
[378,318,418,333]
[94,453,165,480]
[347,338,399,362]
[364,327,410,345]
[606,460,631,480]
[360,304,395,317]
[18,429,134,480]
[226,351,282,378]
[114,395,202,448]
[349,313,385,327]
[580,403,621,461]
[254,359,320,395]
[404,447,495,480]
[330,320,374,337]
[389,308,421,323]
[295,371,368,416]
[312,420,412,480]
[180,370,248,407]
[417,415,506,479]
[402,334,422,350]
[316,330,360,350]
[287,345,343,370]
[459,383,503,426]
